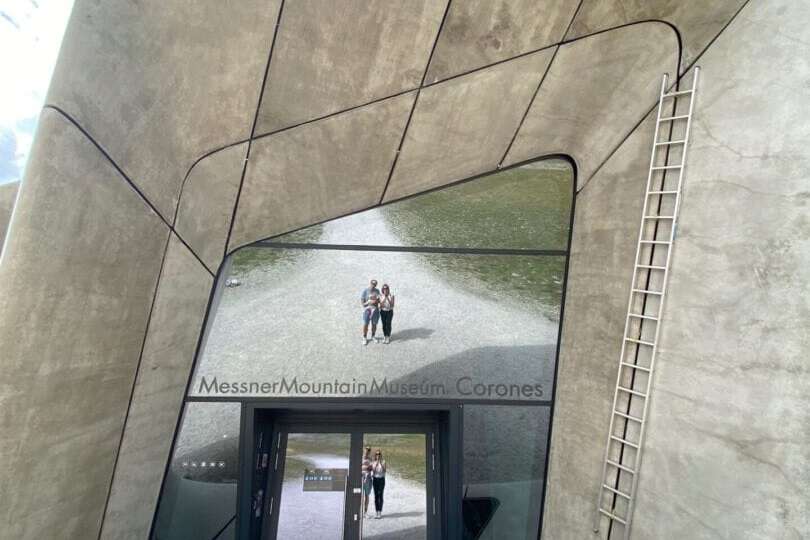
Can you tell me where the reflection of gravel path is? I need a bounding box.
[362,473,426,540]
[191,210,558,401]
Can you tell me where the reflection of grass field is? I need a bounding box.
[381,164,572,250]
[282,433,426,485]
[383,163,571,314]
[230,224,323,275]
[364,434,426,485]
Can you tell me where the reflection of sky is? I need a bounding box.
[0,0,75,184]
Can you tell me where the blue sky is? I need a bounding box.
[0,0,74,185]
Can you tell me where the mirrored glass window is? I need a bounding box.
[153,402,241,540]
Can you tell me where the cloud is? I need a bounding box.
[0,128,20,183]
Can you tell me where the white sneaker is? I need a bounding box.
[362,337,368,346]
[384,337,390,344]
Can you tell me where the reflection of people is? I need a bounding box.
[379,284,395,344]
[372,449,387,518]
[361,279,381,346]
[361,446,373,517]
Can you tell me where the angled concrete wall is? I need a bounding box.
[0,1,806,538]
[0,181,18,250]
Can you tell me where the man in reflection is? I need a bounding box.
[361,279,381,346]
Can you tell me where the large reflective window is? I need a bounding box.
[463,405,550,540]
[191,251,562,400]
[159,159,573,539]
[153,402,241,540]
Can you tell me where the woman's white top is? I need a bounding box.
[372,460,386,478]
[380,294,395,311]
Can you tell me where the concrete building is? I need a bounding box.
[0,1,807,539]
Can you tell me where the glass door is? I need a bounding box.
[360,433,428,540]
[265,432,353,540]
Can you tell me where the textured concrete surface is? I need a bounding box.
[255,0,446,134]
[0,109,168,538]
[632,1,810,537]
[424,0,578,83]
[567,0,747,68]
[384,50,555,202]
[46,0,281,219]
[3,2,807,538]
[0,181,18,249]
[100,234,213,540]
[231,93,414,249]
[504,22,679,187]
[540,113,657,540]
[175,143,248,272]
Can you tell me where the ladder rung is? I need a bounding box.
[610,435,640,450]
[663,89,692,98]
[625,337,655,347]
[643,215,675,219]
[628,312,659,321]
[599,507,628,525]
[606,458,637,475]
[617,386,648,398]
[651,165,681,170]
[635,264,666,271]
[602,483,633,499]
[655,139,686,146]
[614,409,644,423]
[648,190,679,195]
[659,114,689,122]
[631,288,663,296]
[638,240,670,245]
[621,362,651,373]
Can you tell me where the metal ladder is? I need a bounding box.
[594,68,699,539]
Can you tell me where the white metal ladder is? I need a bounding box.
[594,68,699,539]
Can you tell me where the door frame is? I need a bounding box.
[236,400,463,540]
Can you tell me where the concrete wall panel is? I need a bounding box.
[567,0,747,68]
[424,0,579,83]
[231,93,414,249]
[255,0,446,134]
[0,109,168,538]
[541,113,657,539]
[384,49,555,202]
[47,0,281,219]
[175,143,248,272]
[504,22,678,188]
[100,234,213,540]
[632,1,810,537]
[0,181,18,249]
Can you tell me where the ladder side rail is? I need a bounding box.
[622,67,699,540]
[593,73,669,535]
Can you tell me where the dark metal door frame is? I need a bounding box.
[237,400,462,540]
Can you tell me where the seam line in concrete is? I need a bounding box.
[97,229,172,540]
[40,105,215,276]
[221,0,286,258]
[378,0,453,204]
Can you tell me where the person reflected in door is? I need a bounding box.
[361,446,373,517]
[379,284,395,344]
[372,449,387,518]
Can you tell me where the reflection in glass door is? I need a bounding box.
[273,433,351,540]
[361,434,427,540]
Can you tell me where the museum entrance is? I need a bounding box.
[242,405,461,540]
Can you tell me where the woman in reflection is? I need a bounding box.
[379,284,395,344]
[362,446,373,517]
[372,449,387,518]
